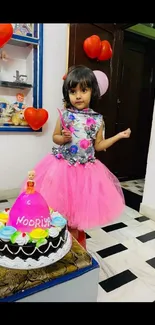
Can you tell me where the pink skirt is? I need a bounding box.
[21,154,125,230]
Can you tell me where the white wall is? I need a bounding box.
[140,101,155,220]
[0,24,68,193]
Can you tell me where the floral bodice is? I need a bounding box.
[52,108,103,165]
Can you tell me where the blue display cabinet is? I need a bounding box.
[0,23,43,132]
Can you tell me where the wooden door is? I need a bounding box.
[113,31,155,180]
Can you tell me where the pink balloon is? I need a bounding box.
[7,191,51,233]
[93,70,109,96]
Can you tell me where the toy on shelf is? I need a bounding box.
[13,70,27,84]
[0,98,14,125]
[11,93,28,126]
[13,92,26,111]
[0,50,8,62]
[0,94,28,126]
[13,24,33,37]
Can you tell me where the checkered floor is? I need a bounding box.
[86,205,155,302]
[2,192,155,302]
[121,179,145,196]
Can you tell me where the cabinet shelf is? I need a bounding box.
[9,34,39,47]
[0,125,41,132]
[0,81,33,90]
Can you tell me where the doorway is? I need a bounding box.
[68,23,155,206]
[117,27,155,209]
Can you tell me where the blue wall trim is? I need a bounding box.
[38,24,43,108]
[33,45,38,108]
[11,34,39,45]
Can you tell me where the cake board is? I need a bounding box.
[0,236,100,302]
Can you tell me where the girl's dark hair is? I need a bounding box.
[62,65,100,109]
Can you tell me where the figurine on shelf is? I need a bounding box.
[13,70,27,83]
[11,92,28,126]
[26,170,36,194]
[0,97,14,124]
[1,105,14,123]
[0,50,8,61]
[13,24,33,37]
[13,93,26,111]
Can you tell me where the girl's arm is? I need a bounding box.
[95,122,131,152]
[52,118,72,145]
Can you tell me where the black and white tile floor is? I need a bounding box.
[121,178,145,196]
[86,178,155,302]
[2,184,155,302]
[86,205,155,302]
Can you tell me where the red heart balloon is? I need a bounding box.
[97,40,113,61]
[0,24,13,48]
[83,35,101,59]
[24,107,49,130]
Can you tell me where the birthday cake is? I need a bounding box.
[0,171,72,269]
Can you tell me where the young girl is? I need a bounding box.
[22,65,131,248]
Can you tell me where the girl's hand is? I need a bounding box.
[119,128,131,139]
[62,129,72,143]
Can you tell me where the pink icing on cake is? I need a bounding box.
[7,191,51,233]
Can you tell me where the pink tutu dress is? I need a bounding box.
[21,108,125,230]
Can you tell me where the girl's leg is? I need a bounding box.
[68,226,86,249]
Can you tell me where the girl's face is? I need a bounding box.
[68,83,92,110]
